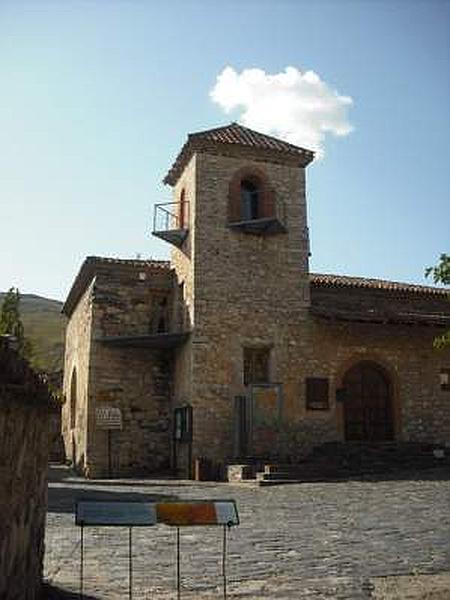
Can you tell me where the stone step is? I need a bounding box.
[256,443,450,486]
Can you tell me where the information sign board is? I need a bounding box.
[75,499,239,600]
[76,500,239,527]
[95,406,123,430]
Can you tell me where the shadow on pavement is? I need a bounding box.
[48,485,179,514]
[42,583,99,599]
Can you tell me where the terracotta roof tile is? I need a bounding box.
[310,273,449,297]
[164,122,314,185]
[85,256,170,270]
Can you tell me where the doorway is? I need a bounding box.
[343,361,393,441]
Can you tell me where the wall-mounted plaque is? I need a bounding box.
[95,406,123,430]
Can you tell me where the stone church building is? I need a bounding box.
[62,123,450,478]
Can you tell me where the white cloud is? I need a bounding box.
[210,66,353,158]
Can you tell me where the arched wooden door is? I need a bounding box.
[343,362,393,441]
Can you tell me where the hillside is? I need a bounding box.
[0,292,66,373]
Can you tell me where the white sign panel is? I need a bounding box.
[96,406,123,430]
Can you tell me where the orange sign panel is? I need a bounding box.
[156,502,216,526]
[155,501,239,527]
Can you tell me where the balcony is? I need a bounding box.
[152,201,189,248]
[99,331,190,350]
[228,197,286,235]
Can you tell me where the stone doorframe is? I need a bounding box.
[335,354,402,441]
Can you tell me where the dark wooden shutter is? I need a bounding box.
[306,378,329,410]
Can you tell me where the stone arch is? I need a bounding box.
[337,359,398,442]
[70,366,77,430]
[228,165,275,222]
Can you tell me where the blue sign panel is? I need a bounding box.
[76,501,157,526]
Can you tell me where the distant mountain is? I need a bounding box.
[0,292,66,373]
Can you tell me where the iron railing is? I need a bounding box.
[153,201,189,233]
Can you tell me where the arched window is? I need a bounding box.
[241,179,260,221]
[228,166,274,224]
[70,367,77,429]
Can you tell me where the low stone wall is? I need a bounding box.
[0,337,52,600]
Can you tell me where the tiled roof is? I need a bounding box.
[164,122,314,185]
[310,273,449,297]
[310,273,449,327]
[62,256,170,317]
[84,256,170,270]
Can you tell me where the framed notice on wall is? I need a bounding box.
[249,383,283,426]
[95,406,123,430]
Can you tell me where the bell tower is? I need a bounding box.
[153,122,314,472]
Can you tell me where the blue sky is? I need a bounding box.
[0,0,449,301]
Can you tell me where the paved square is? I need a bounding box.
[45,466,450,599]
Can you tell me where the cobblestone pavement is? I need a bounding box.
[44,465,450,599]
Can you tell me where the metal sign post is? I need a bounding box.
[76,501,157,600]
[176,527,181,600]
[155,500,239,600]
[80,524,84,599]
[75,499,239,599]
[128,527,133,600]
[95,407,123,478]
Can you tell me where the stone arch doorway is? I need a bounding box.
[342,361,394,442]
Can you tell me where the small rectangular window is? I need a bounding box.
[440,369,450,392]
[243,347,270,385]
[306,378,330,410]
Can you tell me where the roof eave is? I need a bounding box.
[163,138,314,187]
[62,258,96,317]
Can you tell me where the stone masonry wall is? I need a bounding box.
[168,147,450,470]
[86,261,173,477]
[62,280,94,472]
[170,155,197,475]
[308,318,450,447]
[0,338,52,600]
[184,150,311,461]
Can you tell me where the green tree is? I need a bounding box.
[426,254,450,348]
[0,287,33,359]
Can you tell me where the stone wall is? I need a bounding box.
[0,337,52,600]
[86,260,174,477]
[170,155,196,475]
[167,146,450,470]
[171,149,311,462]
[62,280,94,472]
[308,317,450,446]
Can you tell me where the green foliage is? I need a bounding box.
[425,253,450,286]
[18,295,65,372]
[0,287,33,359]
[426,254,450,349]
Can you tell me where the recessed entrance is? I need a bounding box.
[343,361,393,442]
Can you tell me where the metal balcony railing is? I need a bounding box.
[152,201,189,248]
[228,197,287,235]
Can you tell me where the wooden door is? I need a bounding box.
[343,362,393,441]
